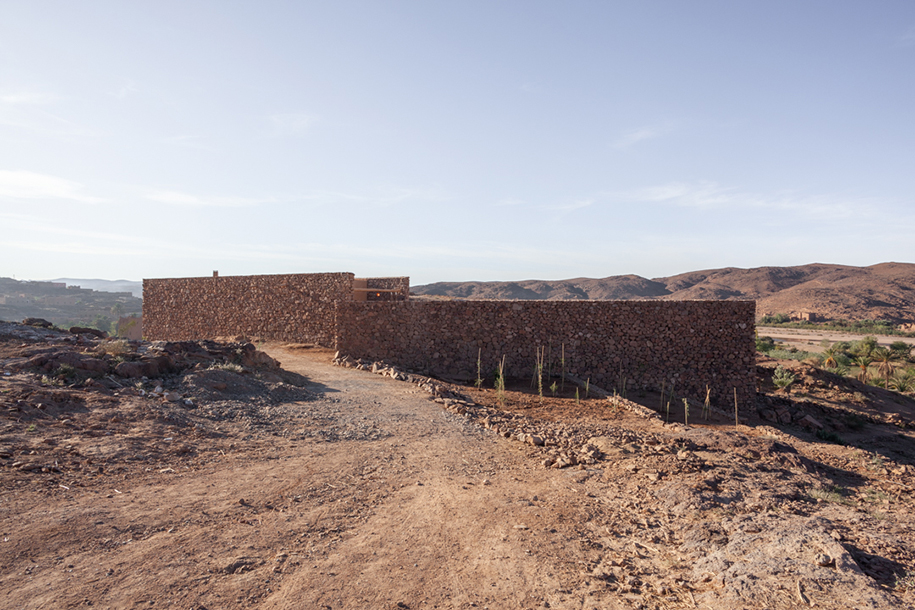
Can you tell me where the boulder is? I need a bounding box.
[153,353,177,371]
[693,515,900,608]
[69,326,107,338]
[239,345,279,369]
[758,408,777,423]
[134,354,175,378]
[115,361,156,378]
[798,414,824,430]
[25,354,51,369]
[53,352,109,374]
[22,318,53,328]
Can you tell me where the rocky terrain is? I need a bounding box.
[1,321,914,608]
[0,277,142,328]
[412,262,915,324]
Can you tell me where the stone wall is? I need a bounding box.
[365,277,410,301]
[143,271,757,409]
[143,272,355,345]
[335,300,757,408]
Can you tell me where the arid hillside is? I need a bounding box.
[412,262,915,323]
[0,276,142,328]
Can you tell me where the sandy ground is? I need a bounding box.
[1,337,914,609]
[758,327,915,353]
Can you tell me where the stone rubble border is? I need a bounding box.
[332,352,683,469]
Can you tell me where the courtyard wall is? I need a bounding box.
[143,272,355,345]
[143,271,757,408]
[336,300,757,408]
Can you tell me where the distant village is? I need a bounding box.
[0,277,142,337]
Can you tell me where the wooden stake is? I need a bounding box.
[734,387,739,427]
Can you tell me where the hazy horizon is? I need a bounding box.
[6,259,908,288]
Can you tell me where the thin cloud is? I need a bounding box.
[0,90,97,137]
[613,124,670,149]
[630,181,732,208]
[545,198,595,212]
[255,240,594,266]
[0,231,525,267]
[495,197,524,207]
[0,239,152,258]
[0,170,105,203]
[299,186,451,207]
[111,80,140,99]
[160,135,216,152]
[146,190,274,208]
[0,213,300,261]
[0,108,98,137]
[621,181,863,217]
[0,211,156,244]
[0,90,55,105]
[3,202,587,267]
[368,185,450,206]
[266,113,317,136]
[143,184,448,209]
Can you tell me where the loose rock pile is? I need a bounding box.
[333,352,676,468]
[0,322,322,478]
[4,333,279,382]
[0,321,306,423]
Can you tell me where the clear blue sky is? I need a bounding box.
[1,1,913,285]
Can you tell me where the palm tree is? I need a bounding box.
[872,347,897,390]
[822,344,841,370]
[853,354,873,384]
[892,368,915,393]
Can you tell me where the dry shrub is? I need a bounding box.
[97,339,131,356]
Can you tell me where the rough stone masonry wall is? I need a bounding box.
[336,300,757,408]
[366,277,410,301]
[143,272,355,345]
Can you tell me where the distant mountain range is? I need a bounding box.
[51,279,143,298]
[411,262,915,323]
[24,263,915,324]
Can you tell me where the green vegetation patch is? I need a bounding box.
[759,315,915,338]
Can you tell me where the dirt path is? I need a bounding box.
[1,345,621,609]
[253,346,601,610]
